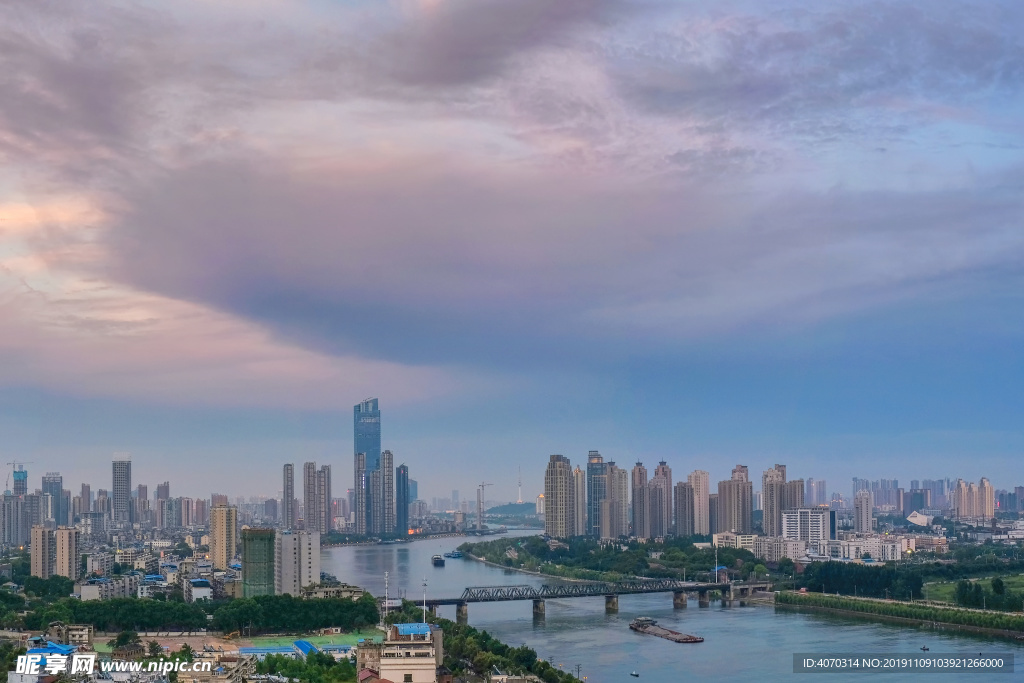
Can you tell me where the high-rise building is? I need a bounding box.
[854,490,872,533]
[978,477,995,520]
[317,465,332,534]
[708,493,719,535]
[12,466,27,496]
[80,483,91,507]
[904,489,932,516]
[275,530,320,596]
[806,479,827,506]
[544,455,575,539]
[573,466,587,537]
[354,453,367,535]
[156,482,169,502]
[784,479,805,515]
[54,526,79,579]
[782,508,835,544]
[42,473,65,526]
[717,470,753,534]
[242,528,275,597]
[194,498,208,526]
[30,525,53,578]
[651,461,673,535]
[631,462,650,539]
[586,451,607,537]
[688,470,710,535]
[354,398,382,534]
[409,481,418,502]
[112,456,132,525]
[303,462,319,532]
[264,498,279,522]
[762,465,786,537]
[210,505,238,570]
[601,461,629,540]
[674,482,694,536]
[282,464,295,530]
[211,493,229,507]
[648,482,666,538]
[380,450,395,535]
[395,465,410,536]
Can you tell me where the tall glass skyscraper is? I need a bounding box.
[395,464,409,537]
[354,398,382,535]
[354,398,381,470]
[42,473,65,526]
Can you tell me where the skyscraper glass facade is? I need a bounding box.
[354,398,382,470]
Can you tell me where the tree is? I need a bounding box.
[991,577,1005,595]
[147,641,163,657]
[109,630,142,649]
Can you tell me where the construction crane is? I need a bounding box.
[5,462,32,493]
[476,482,492,531]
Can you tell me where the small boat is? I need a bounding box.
[431,554,445,567]
[921,646,929,652]
[443,550,463,559]
[630,672,639,678]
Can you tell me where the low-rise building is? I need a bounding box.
[184,578,213,603]
[301,584,366,600]
[77,574,141,601]
[712,532,758,550]
[85,553,114,577]
[357,623,443,683]
[753,537,808,563]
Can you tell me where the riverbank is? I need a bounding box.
[776,591,1024,641]
[465,552,608,585]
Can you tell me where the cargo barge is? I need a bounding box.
[629,617,703,643]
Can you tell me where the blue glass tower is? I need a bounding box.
[354,398,381,470]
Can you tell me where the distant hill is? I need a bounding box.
[486,502,537,516]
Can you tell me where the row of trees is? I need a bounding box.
[777,591,1024,632]
[954,578,1024,612]
[387,601,579,683]
[799,562,923,600]
[211,594,378,634]
[16,592,379,634]
[257,651,356,683]
[460,535,760,582]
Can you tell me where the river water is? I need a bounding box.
[322,532,1023,682]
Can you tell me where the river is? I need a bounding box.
[322,532,1022,682]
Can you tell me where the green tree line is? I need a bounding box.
[799,562,923,600]
[777,591,1024,632]
[954,578,1024,612]
[212,594,378,634]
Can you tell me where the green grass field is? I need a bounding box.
[248,629,384,647]
[923,573,1024,603]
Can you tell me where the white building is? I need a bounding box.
[275,530,320,596]
[184,578,213,602]
[782,508,833,544]
[815,535,913,562]
[753,537,808,563]
[357,622,443,683]
[77,574,141,600]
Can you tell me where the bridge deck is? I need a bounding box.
[426,580,770,605]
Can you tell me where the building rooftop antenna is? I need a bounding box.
[517,467,523,504]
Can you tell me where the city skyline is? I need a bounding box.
[1,1,1023,498]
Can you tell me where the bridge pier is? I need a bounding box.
[428,604,437,616]
[605,595,619,612]
[456,602,468,624]
[532,599,546,617]
[673,591,687,609]
[698,590,710,608]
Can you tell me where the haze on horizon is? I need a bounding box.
[1,0,1022,500]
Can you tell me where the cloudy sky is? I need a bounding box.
[2,0,1022,502]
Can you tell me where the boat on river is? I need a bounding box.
[443,550,463,559]
[629,617,703,643]
[431,554,445,567]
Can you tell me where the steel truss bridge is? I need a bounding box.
[428,579,759,606]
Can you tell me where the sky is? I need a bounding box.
[1,0,1023,502]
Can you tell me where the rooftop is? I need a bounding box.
[393,623,430,636]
